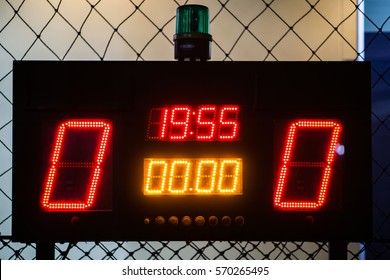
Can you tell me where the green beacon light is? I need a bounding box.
[174,5,212,61]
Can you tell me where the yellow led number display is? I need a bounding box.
[143,158,242,195]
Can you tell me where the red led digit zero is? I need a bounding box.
[42,120,111,210]
[274,120,342,209]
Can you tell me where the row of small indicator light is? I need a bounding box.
[144,215,245,227]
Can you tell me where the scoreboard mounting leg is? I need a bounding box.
[36,242,55,260]
[328,241,348,260]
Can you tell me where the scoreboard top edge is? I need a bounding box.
[13,60,371,112]
[13,60,371,70]
[13,60,371,79]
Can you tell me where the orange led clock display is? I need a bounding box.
[143,158,242,195]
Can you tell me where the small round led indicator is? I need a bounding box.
[235,216,245,226]
[221,216,231,226]
[168,216,179,226]
[71,216,81,226]
[208,216,218,226]
[305,215,315,225]
[155,216,165,225]
[195,216,205,226]
[144,217,151,225]
[181,216,192,226]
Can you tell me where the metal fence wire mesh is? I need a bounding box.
[0,0,389,259]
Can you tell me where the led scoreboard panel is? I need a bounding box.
[12,61,372,242]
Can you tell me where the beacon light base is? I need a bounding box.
[174,5,212,61]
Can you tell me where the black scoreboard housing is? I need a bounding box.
[12,61,372,242]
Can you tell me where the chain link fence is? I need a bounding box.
[0,0,389,259]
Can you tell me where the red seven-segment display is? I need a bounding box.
[146,105,240,141]
[41,120,111,211]
[274,120,342,210]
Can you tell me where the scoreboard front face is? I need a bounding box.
[12,61,372,242]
